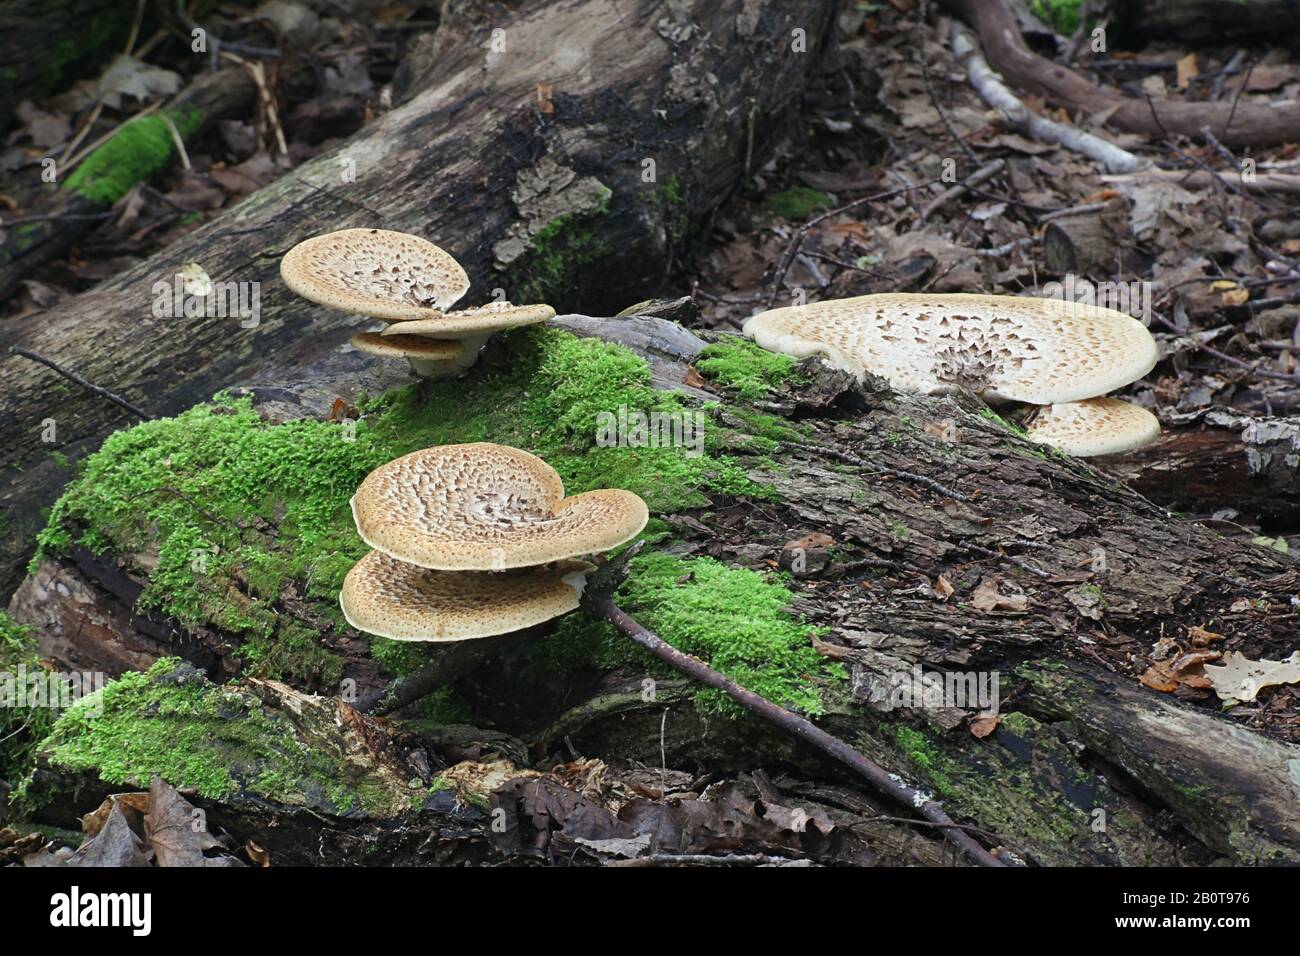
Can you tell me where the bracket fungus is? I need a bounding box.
[280,228,554,379]
[340,551,594,642]
[340,443,648,643]
[381,301,556,378]
[1024,398,1160,457]
[281,227,470,318]
[350,332,465,378]
[744,292,1161,455]
[351,443,648,571]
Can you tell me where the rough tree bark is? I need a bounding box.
[14,312,1300,866]
[0,0,839,598]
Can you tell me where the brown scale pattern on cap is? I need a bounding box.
[1025,397,1160,457]
[744,293,1158,404]
[351,443,649,570]
[381,302,556,339]
[340,551,592,641]
[351,331,464,359]
[280,228,471,321]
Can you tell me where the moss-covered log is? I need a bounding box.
[0,0,838,597]
[10,313,1300,866]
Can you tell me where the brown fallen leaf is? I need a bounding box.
[971,576,1029,613]
[245,840,271,867]
[969,715,1000,739]
[933,575,954,601]
[1140,664,1179,693]
[1204,651,1300,702]
[1186,624,1224,646]
[1176,52,1199,89]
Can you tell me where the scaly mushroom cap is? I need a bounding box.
[350,331,465,361]
[351,443,649,570]
[1025,397,1160,456]
[280,228,470,320]
[744,293,1159,404]
[340,551,592,641]
[382,302,556,338]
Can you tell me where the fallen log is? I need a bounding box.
[11,312,1300,866]
[943,0,1300,146]
[0,0,839,598]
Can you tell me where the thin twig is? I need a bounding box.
[9,346,153,419]
[581,546,1008,869]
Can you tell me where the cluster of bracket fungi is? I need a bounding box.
[744,292,1161,457]
[339,443,648,643]
[281,227,555,379]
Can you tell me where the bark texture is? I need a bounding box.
[0,0,838,597]
[14,313,1300,867]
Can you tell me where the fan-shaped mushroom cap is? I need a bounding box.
[743,293,1158,404]
[351,331,466,378]
[351,331,464,361]
[381,302,556,338]
[1025,397,1160,456]
[340,551,593,641]
[351,443,649,570]
[280,228,470,320]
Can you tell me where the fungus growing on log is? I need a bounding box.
[340,442,646,642]
[340,551,593,642]
[280,229,554,379]
[1024,398,1161,457]
[743,293,1157,404]
[350,443,648,571]
[349,332,465,379]
[280,227,470,317]
[744,292,1161,455]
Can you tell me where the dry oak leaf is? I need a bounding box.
[1203,651,1300,702]
[971,576,1029,613]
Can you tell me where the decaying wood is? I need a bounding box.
[0,0,839,598]
[944,0,1300,146]
[1109,410,1300,526]
[14,312,1300,866]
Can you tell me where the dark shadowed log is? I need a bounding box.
[1108,410,1300,526]
[0,0,839,598]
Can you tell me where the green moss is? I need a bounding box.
[761,187,833,220]
[0,612,58,785]
[979,406,1028,438]
[507,189,613,304]
[539,552,845,716]
[26,659,407,816]
[1029,0,1083,33]
[35,327,774,694]
[63,107,202,206]
[696,338,799,400]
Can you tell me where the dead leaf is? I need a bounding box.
[245,840,271,867]
[97,55,181,109]
[971,576,1029,613]
[933,575,954,601]
[537,82,555,114]
[1186,624,1224,646]
[1175,53,1198,90]
[143,777,233,867]
[969,715,999,738]
[1204,651,1300,702]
